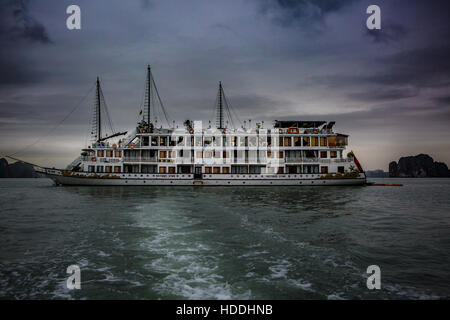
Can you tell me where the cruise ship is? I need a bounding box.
[35,66,366,186]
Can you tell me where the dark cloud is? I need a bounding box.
[0,0,51,44]
[347,87,418,102]
[260,0,359,28]
[365,23,408,44]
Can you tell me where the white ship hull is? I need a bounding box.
[40,169,366,186]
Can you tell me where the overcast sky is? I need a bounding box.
[1,0,449,169]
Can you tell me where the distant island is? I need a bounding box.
[0,158,38,178]
[389,154,450,178]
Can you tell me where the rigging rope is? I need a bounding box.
[8,84,96,158]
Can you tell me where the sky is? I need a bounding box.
[0,0,449,170]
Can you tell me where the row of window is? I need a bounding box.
[151,150,338,159]
[96,150,122,158]
[140,135,338,147]
[88,165,121,173]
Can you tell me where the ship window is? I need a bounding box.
[320,137,327,147]
[249,136,257,147]
[287,166,296,174]
[278,151,284,159]
[97,150,104,157]
[105,166,112,173]
[160,151,167,158]
[204,137,212,146]
[159,167,166,173]
[267,151,272,158]
[330,151,337,158]
[321,166,328,174]
[214,150,221,158]
[196,151,202,158]
[195,137,202,146]
[223,151,228,158]
[294,137,301,146]
[277,167,284,174]
[168,151,175,158]
[114,166,121,173]
[328,136,337,147]
[311,137,318,146]
[204,151,212,158]
[284,137,292,147]
[160,136,167,146]
[338,166,345,174]
[88,166,95,172]
[302,137,310,146]
[223,167,230,174]
[115,151,122,157]
[205,167,212,174]
[278,137,283,147]
[267,136,272,146]
[106,150,113,157]
[320,151,327,158]
[249,166,262,174]
[96,166,104,173]
[267,167,275,174]
[213,167,220,174]
[168,167,175,174]
[151,136,158,146]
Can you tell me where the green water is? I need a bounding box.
[0,178,449,299]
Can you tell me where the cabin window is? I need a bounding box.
[321,166,328,174]
[195,137,202,146]
[328,136,337,147]
[105,166,112,173]
[196,151,202,158]
[278,151,284,159]
[320,137,327,147]
[159,151,167,158]
[106,150,113,157]
[115,151,122,158]
[284,137,292,147]
[96,166,104,173]
[213,167,220,174]
[267,136,272,146]
[294,137,301,146]
[205,167,212,174]
[168,167,175,174]
[311,137,319,147]
[223,151,228,158]
[320,151,327,158]
[160,136,167,146]
[204,137,212,146]
[278,137,283,147]
[159,167,166,173]
[249,136,257,147]
[214,150,221,158]
[267,151,272,158]
[302,137,310,146]
[151,136,158,146]
[97,150,104,157]
[114,166,121,173]
[204,151,212,158]
[223,167,230,174]
[287,166,296,174]
[338,166,345,174]
[168,151,175,158]
[267,167,275,174]
[330,151,337,158]
[277,167,284,174]
[88,166,95,172]
[249,166,262,174]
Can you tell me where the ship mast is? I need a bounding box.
[217,81,224,129]
[95,77,101,142]
[145,65,152,128]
